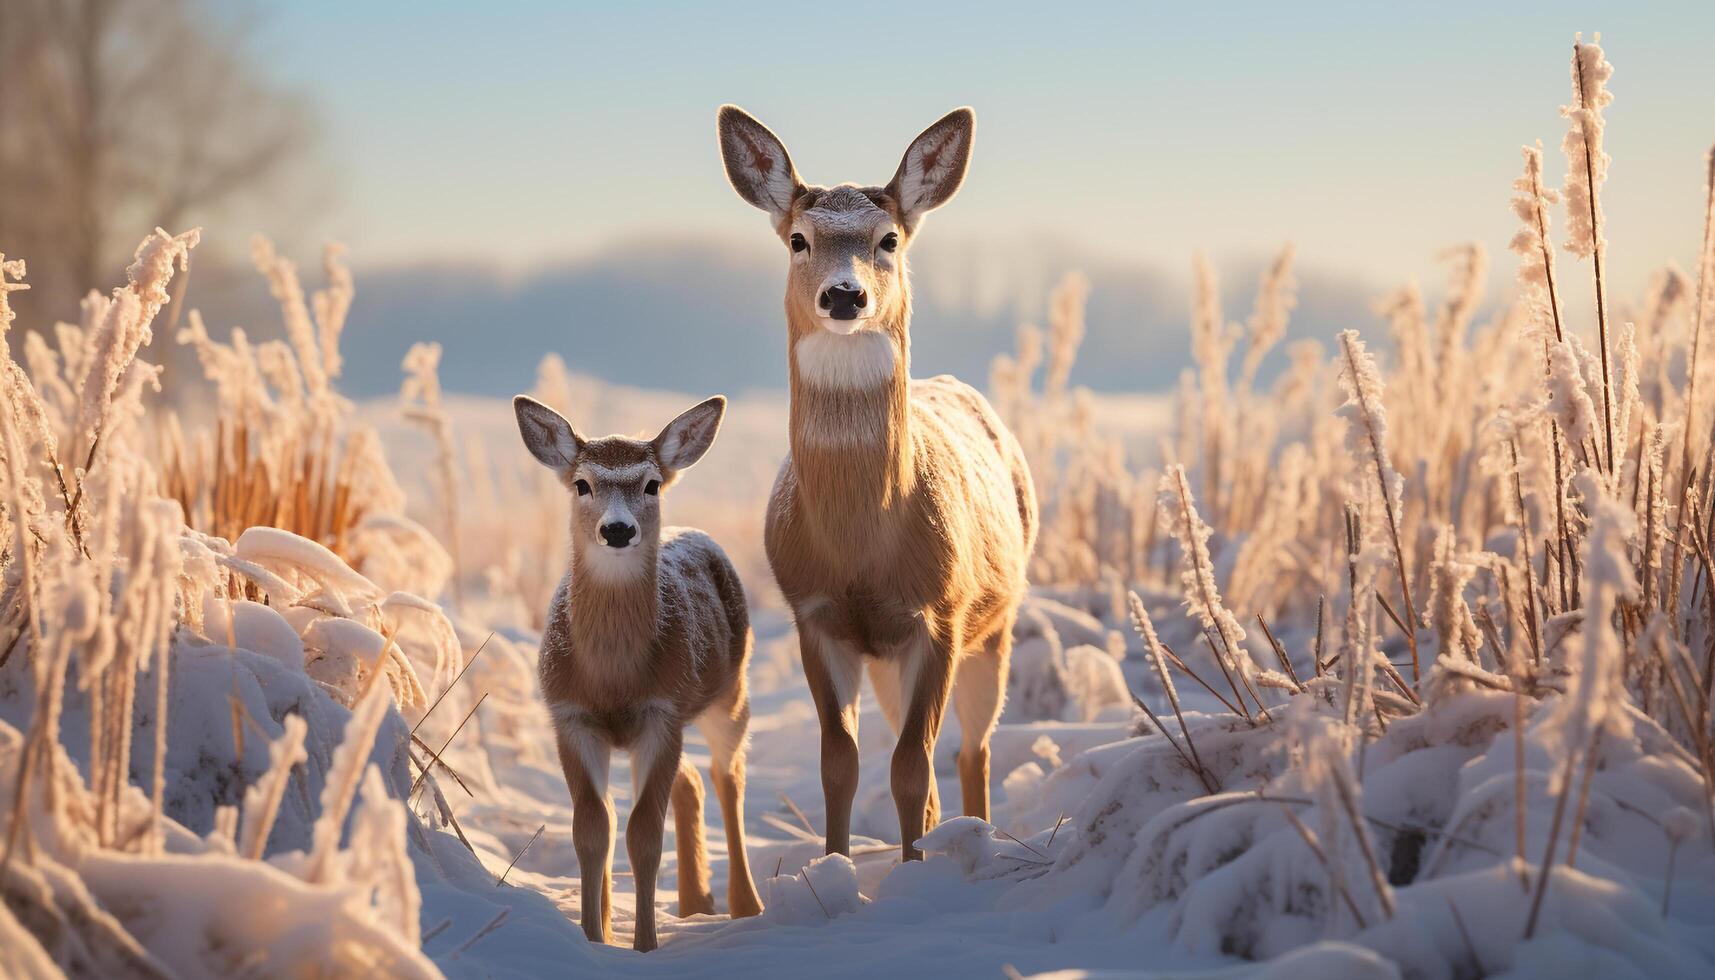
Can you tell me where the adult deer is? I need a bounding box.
[718,105,1037,861]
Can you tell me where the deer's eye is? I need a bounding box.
[574,479,591,496]
[790,233,809,253]
[878,232,898,253]
[644,479,660,496]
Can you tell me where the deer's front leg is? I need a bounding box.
[628,709,685,952]
[554,720,614,945]
[891,619,955,862]
[796,611,863,856]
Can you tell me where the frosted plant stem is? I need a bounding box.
[1330,766,1394,919]
[1524,749,1581,938]
[1652,643,1715,849]
[1572,42,1616,474]
[1130,593,1216,792]
[1532,157,1567,344]
[1510,439,1546,664]
[1680,147,1715,497]
[1565,728,1604,866]
[1513,689,1530,891]
[150,634,171,853]
[1158,643,1244,717]
[1662,839,1682,916]
[1202,630,1254,724]
[1551,422,1572,612]
[1272,799,1367,930]
[1339,336,1420,685]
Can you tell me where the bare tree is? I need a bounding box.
[0,0,314,323]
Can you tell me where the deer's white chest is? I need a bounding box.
[793,330,897,392]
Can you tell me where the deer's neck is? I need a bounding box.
[786,308,916,524]
[568,545,660,657]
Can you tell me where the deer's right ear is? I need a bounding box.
[718,105,803,224]
[514,395,581,473]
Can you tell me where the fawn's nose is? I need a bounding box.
[599,522,637,548]
[818,284,868,320]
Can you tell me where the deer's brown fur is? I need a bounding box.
[719,105,1038,860]
[514,394,763,951]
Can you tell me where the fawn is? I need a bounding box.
[717,106,1039,861]
[513,393,763,952]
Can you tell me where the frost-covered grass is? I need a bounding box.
[2,33,1713,980]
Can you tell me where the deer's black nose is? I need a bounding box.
[819,284,868,319]
[599,522,636,547]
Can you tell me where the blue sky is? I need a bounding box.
[250,1,1715,299]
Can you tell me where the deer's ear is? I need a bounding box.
[886,108,975,230]
[653,395,725,477]
[718,105,803,224]
[514,395,581,473]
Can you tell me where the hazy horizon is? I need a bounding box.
[248,3,1713,291]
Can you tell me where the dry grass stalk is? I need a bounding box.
[495,824,547,887]
[1512,686,1530,891]
[409,691,489,801]
[410,631,491,737]
[1523,749,1580,938]
[1157,641,1244,717]
[1269,796,1369,930]
[161,418,368,564]
[1564,37,1618,471]
[1130,693,1216,796]
[1160,463,1264,720]
[1337,331,1421,684]
[401,341,462,605]
[1257,613,1304,690]
[1680,146,1715,503]
[1508,439,1547,664]
[1564,728,1604,867]
[1328,764,1395,920]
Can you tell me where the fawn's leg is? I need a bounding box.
[628,712,684,952]
[554,721,614,945]
[891,617,955,862]
[796,611,862,856]
[953,619,1012,820]
[697,681,763,917]
[671,758,714,916]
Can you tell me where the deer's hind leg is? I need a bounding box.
[953,616,1013,821]
[671,758,714,917]
[696,672,763,918]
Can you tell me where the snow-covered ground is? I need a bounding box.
[418,606,1182,979]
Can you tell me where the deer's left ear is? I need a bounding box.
[718,105,804,227]
[886,107,975,230]
[653,395,726,477]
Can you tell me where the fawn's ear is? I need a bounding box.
[653,395,725,477]
[718,105,803,225]
[886,107,975,231]
[514,395,581,473]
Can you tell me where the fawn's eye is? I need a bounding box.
[574,479,591,496]
[790,233,808,253]
[644,479,660,496]
[878,232,898,253]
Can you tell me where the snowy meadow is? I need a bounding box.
[2,35,1714,979]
